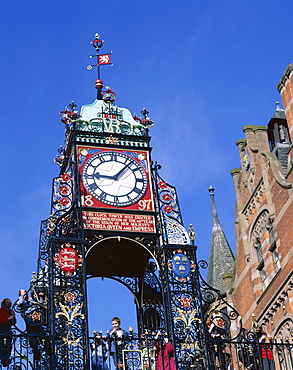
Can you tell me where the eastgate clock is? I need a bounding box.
[82,150,148,207]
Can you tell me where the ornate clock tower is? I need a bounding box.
[34,34,209,370]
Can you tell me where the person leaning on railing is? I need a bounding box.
[108,316,124,369]
[258,331,275,370]
[206,317,226,370]
[90,331,109,370]
[17,289,52,361]
[0,298,16,367]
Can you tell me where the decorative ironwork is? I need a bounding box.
[167,249,196,282]
[153,166,190,246]
[50,241,87,370]
[59,101,80,129]
[75,101,150,136]
[159,244,207,369]
[133,236,160,257]
[3,328,293,370]
[156,174,183,222]
[110,276,140,297]
[51,172,73,219]
[87,33,112,71]
[13,34,253,370]
[54,146,65,167]
[164,216,190,245]
[54,243,83,276]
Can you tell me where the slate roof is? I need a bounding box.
[207,186,235,295]
[272,102,286,119]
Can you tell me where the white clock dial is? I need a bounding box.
[82,151,148,207]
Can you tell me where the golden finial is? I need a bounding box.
[251,314,259,332]
[189,224,196,242]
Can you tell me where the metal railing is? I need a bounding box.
[0,331,292,369]
[206,338,293,370]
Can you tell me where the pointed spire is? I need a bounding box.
[207,186,235,295]
[208,185,220,225]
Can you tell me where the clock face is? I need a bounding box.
[82,151,148,207]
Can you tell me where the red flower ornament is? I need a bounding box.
[216,318,225,327]
[158,181,167,189]
[60,185,69,194]
[60,198,70,206]
[64,292,76,303]
[162,194,172,202]
[180,297,192,308]
[30,311,41,321]
[61,173,71,181]
[163,205,173,213]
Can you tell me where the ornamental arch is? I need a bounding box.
[85,236,165,335]
[85,236,159,279]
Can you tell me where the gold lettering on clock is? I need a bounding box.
[81,195,94,207]
[103,118,121,134]
[138,199,152,211]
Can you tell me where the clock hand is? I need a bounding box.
[94,172,115,180]
[113,165,130,181]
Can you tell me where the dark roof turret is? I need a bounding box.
[207,186,235,295]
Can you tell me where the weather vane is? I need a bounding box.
[87,33,113,99]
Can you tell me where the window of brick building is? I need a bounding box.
[267,218,276,245]
[251,210,275,290]
[267,217,281,272]
[271,245,281,271]
[254,237,263,264]
[275,319,293,369]
[256,260,267,289]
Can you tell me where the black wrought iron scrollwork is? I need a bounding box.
[197,259,208,270]
[156,174,183,224]
[196,260,243,342]
[51,171,73,219]
[54,209,80,238]
[134,236,160,256]
[110,276,140,295]
[50,241,87,370]
[152,166,190,246]
[144,269,160,292]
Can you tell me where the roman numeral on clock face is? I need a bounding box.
[89,183,98,191]
[110,152,118,161]
[99,155,106,162]
[99,191,107,201]
[132,187,142,194]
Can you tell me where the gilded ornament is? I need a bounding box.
[55,302,85,325]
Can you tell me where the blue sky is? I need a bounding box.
[1,0,293,334]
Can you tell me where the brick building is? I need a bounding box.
[227,63,293,344]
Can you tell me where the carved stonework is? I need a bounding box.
[242,179,266,221]
[275,318,293,339]
[251,210,275,249]
[258,277,293,330]
[251,211,269,242]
